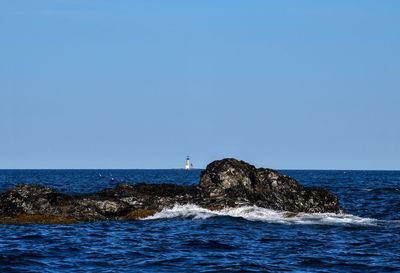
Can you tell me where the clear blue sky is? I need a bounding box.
[1,1,399,169]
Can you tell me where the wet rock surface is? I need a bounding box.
[0,158,342,223]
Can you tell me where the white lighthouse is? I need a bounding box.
[185,156,193,170]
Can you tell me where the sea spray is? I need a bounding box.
[143,204,379,226]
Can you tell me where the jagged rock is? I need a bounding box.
[199,158,341,213]
[0,158,342,224]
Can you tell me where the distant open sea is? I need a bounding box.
[0,169,399,272]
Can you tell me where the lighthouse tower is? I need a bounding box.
[185,156,192,170]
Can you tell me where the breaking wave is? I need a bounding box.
[143,204,381,226]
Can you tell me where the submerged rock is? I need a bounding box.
[0,158,342,224]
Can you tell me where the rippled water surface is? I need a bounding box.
[0,169,399,272]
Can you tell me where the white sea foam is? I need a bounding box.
[143,204,379,226]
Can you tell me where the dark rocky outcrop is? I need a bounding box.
[198,159,341,213]
[0,158,342,224]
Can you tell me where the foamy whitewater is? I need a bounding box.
[143,204,380,226]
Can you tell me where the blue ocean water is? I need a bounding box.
[0,169,399,272]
